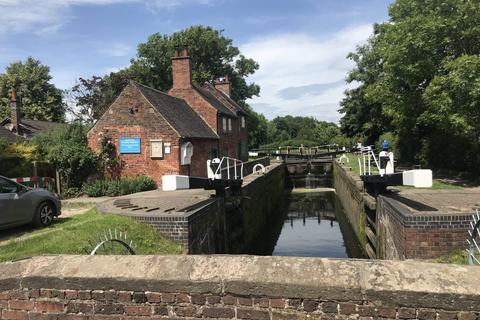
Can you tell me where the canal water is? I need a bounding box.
[249,172,364,258]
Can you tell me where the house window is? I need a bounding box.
[228,118,232,132]
[222,117,227,132]
[241,116,246,128]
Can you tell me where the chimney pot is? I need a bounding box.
[10,88,21,133]
[214,74,231,97]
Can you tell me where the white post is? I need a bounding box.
[368,152,371,175]
[234,159,238,179]
[226,158,230,179]
[363,153,366,176]
[358,158,363,176]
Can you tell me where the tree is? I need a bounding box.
[340,30,390,145]
[128,26,260,104]
[340,0,480,172]
[66,72,130,124]
[421,55,480,172]
[0,57,64,122]
[243,106,268,148]
[34,124,98,191]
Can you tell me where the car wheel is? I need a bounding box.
[34,202,55,227]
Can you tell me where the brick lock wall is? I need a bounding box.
[377,196,472,259]
[1,288,478,320]
[88,84,182,186]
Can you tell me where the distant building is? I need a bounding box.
[0,89,63,141]
[87,48,249,186]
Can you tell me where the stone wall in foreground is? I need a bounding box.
[0,255,479,320]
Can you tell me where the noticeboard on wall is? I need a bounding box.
[119,137,141,154]
[150,139,163,158]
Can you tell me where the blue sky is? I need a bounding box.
[0,0,394,122]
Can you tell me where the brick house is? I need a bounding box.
[88,48,249,186]
[1,89,63,141]
[87,82,219,184]
[168,48,248,160]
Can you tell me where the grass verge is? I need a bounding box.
[0,208,183,262]
[434,249,470,265]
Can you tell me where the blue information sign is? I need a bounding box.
[119,137,141,154]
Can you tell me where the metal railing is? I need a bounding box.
[358,146,380,176]
[210,157,244,180]
[467,209,480,265]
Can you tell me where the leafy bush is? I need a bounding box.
[84,176,156,197]
[62,187,81,199]
[34,124,98,190]
[83,180,109,197]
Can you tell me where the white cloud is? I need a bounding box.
[98,43,131,57]
[0,0,212,35]
[241,24,372,122]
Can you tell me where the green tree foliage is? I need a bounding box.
[129,26,259,104]
[0,57,64,122]
[262,116,345,148]
[340,0,480,172]
[243,105,268,148]
[34,125,98,190]
[67,72,130,124]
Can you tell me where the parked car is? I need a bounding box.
[0,176,61,230]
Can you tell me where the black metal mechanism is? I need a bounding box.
[361,173,403,196]
[188,176,242,195]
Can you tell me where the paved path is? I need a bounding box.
[95,188,215,216]
[390,187,480,214]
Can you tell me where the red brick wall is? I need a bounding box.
[404,228,468,259]
[169,88,247,161]
[88,84,183,186]
[377,196,472,259]
[0,288,477,320]
[180,138,218,177]
[169,88,218,133]
[172,56,192,90]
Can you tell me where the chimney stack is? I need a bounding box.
[10,88,20,133]
[214,75,231,97]
[171,47,192,89]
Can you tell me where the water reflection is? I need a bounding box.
[272,190,363,258]
[248,171,364,258]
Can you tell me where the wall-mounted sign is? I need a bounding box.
[164,143,171,154]
[150,140,163,158]
[119,137,141,154]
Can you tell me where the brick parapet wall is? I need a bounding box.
[377,196,473,259]
[0,256,479,320]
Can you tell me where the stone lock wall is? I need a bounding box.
[1,255,479,320]
[332,161,367,251]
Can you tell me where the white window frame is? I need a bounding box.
[241,116,246,128]
[228,118,232,132]
[222,117,227,132]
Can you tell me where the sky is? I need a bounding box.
[0,0,394,123]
